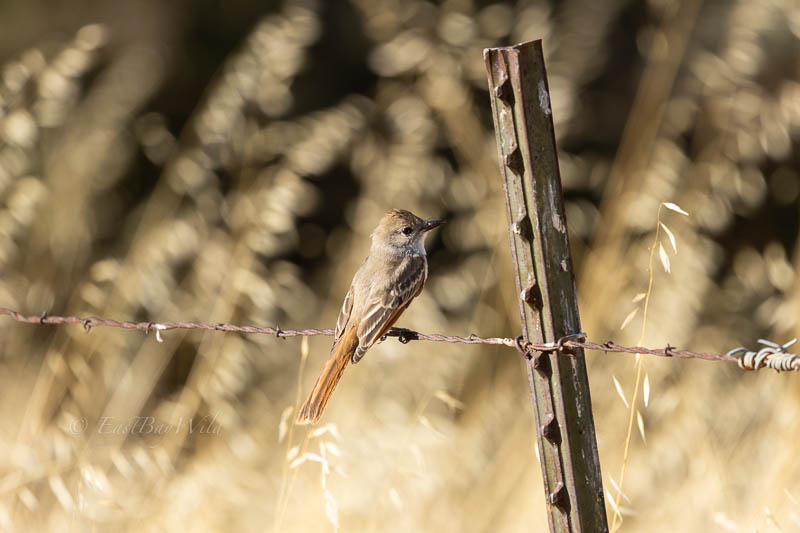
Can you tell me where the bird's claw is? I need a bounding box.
[396,328,415,344]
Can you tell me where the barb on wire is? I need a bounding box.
[0,306,797,373]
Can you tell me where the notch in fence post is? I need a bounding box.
[484,40,608,533]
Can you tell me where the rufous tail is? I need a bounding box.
[296,325,359,424]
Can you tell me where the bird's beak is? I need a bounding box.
[422,219,446,232]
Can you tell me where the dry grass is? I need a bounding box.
[1,0,799,531]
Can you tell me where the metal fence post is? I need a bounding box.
[484,40,608,532]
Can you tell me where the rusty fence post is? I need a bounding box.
[484,40,608,532]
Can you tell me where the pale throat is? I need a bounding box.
[371,237,427,257]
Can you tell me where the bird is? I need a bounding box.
[296,209,444,424]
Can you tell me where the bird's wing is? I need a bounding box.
[333,282,354,346]
[353,254,427,362]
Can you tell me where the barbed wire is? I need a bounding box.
[0,307,516,345]
[728,338,800,372]
[0,306,797,372]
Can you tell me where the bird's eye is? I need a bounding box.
[402,226,412,235]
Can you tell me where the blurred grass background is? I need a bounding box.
[1,0,799,531]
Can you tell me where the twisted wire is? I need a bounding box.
[728,338,800,372]
[0,306,796,372]
[0,307,516,345]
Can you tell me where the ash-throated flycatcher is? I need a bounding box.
[297,209,444,424]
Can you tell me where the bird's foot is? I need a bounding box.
[395,328,416,344]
